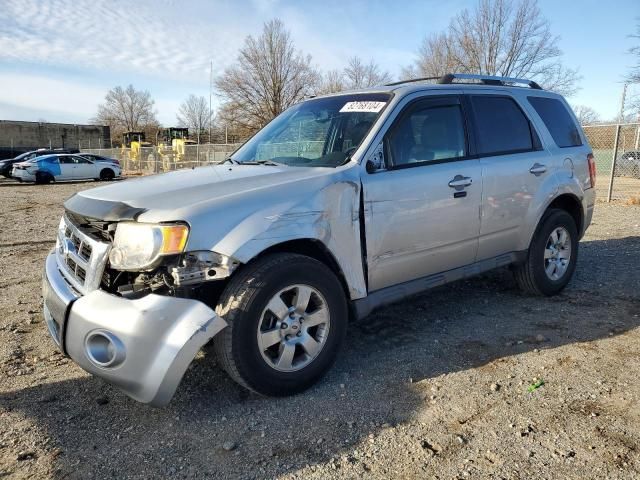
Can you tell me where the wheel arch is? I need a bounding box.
[547,193,584,235]
[525,193,585,251]
[252,238,352,305]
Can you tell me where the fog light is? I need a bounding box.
[85,330,126,367]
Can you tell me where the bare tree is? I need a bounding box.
[215,19,319,133]
[318,58,392,95]
[320,69,346,94]
[572,105,601,125]
[176,94,211,143]
[94,85,157,141]
[343,56,393,89]
[401,33,459,79]
[405,0,580,95]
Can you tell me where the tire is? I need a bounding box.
[99,168,115,181]
[213,253,348,396]
[513,209,578,296]
[35,172,53,185]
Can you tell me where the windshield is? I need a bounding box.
[230,93,391,167]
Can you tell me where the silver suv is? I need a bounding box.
[42,74,596,406]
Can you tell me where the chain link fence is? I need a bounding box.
[80,143,243,175]
[79,128,640,202]
[582,123,640,202]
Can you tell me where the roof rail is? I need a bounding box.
[386,73,543,90]
[385,76,441,87]
[438,73,542,90]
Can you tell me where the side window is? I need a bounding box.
[73,155,90,164]
[470,96,535,155]
[528,96,582,148]
[387,103,466,167]
[58,156,74,164]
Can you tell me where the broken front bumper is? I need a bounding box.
[42,250,227,406]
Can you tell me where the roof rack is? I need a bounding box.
[386,73,542,90]
[439,73,542,89]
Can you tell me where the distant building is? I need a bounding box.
[0,120,111,158]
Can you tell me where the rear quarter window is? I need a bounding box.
[527,96,582,148]
[469,95,537,156]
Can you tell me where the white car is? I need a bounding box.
[12,153,121,184]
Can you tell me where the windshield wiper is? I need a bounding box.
[225,159,287,166]
[255,159,287,166]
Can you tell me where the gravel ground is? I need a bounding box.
[0,179,639,479]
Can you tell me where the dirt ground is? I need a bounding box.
[0,178,639,480]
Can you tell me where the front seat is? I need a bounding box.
[409,109,463,162]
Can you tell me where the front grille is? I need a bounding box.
[55,214,112,295]
[65,211,114,243]
[79,242,92,261]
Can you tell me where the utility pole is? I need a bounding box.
[618,82,628,123]
[209,60,213,144]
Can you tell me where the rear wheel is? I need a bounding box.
[99,168,115,181]
[213,253,348,396]
[513,209,578,296]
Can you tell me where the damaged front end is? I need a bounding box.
[42,212,230,406]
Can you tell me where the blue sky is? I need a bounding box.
[0,0,638,125]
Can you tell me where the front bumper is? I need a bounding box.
[43,250,227,406]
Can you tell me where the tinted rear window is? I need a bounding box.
[470,96,535,155]
[528,96,582,148]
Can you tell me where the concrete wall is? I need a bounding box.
[0,120,111,153]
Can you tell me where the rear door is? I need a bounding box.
[465,91,551,260]
[526,95,592,193]
[361,93,482,291]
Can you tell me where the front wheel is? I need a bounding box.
[513,209,579,296]
[35,172,53,184]
[213,253,348,396]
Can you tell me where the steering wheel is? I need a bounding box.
[344,146,358,157]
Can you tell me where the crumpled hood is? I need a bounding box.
[64,162,367,298]
[71,164,336,220]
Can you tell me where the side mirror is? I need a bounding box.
[365,141,385,173]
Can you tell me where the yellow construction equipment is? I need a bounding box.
[122,132,153,171]
[157,128,196,170]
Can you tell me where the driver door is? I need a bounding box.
[361,94,482,291]
[71,155,96,179]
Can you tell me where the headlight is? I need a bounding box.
[108,222,189,271]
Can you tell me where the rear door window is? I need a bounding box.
[469,95,536,156]
[528,96,582,148]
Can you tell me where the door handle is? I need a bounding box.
[448,175,473,188]
[529,163,547,175]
